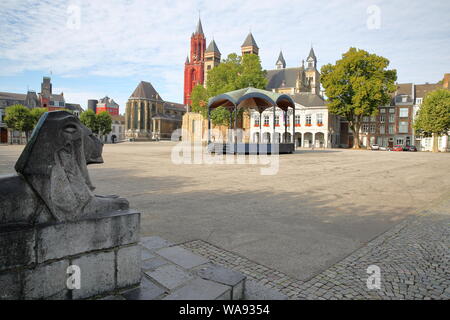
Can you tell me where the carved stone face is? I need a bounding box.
[14,111,116,222]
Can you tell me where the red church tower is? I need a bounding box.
[183,18,206,106]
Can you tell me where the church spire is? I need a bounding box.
[306,46,317,69]
[276,50,286,69]
[195,17,204,35]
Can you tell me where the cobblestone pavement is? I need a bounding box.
[182,197,450,300]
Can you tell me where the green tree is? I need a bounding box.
[4,104,34,142]
[321,47,397,149]
[414,89,450,152]
[80,109,98,134]
[200,53,267,126]
[206,53,242,96]
[210,106,231,126]
[96,111,113,136]
[237,54,268,89]
[30,107,48,127]
[190,84,209,118]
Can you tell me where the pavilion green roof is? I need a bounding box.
[207,87,295,112]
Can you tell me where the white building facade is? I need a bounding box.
[101,115,125,143]
[249,93,340,148]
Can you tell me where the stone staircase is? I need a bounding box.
[103,236,246,300]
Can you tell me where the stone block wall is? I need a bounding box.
[0,210,141,300]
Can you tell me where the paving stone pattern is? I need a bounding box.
[182,200,450,300]
[112,236,246,300]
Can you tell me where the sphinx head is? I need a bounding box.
[15,111,105,221]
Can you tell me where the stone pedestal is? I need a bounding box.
[0,210,141,300]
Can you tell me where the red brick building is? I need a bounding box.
[95,96,119,116]
[183,18,206,106]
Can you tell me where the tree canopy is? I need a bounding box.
[80,109,99,134]
[96,111,113,136]
[4,104,34,140]
[80,110,112,137]
[190,84,209,118]
[191,53,267,126]
[30,107,48,127]
[321,47,397,148]
[414,88,450,152]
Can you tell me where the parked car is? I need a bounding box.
[379,146,388,151]
[392,145,403,151]
[407,145,417,152]
[370,144,380,150]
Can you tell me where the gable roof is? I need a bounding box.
[241,32,258,48]
[163,101,186,112]
[206,40,220,54]
[50,94,65,102]
[292,93,325,107]
[0,92,26,101]
[130,81,162,100]
[415,83,442,98]
[266,67,301,89]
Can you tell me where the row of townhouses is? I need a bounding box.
[0,76,128,144]
[246,77,449,151]
[0,77,83,144]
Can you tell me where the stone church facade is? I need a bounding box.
[125,81,186,140]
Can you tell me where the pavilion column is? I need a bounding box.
[284,110,288,142]
[259,111,262,143]
[272,106,276,143]
[234,104,238,147]
[292,107,296,146]
[228,112,232,144]
[207,107,211,144]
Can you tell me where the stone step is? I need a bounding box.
[114,236,246,300]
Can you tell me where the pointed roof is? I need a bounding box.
[241,32,259,48]
[307,47,317,62]
[276,51,286,68]
[206,40,221,54]
[130,81,162,100]
[195,18,204,35]
[185,55,189,64]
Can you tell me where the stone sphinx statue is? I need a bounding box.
[0,110,128,226]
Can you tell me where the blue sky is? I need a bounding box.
[0,0,449,114]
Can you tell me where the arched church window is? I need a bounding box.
[140,102,145,129]
[133,103,138,129]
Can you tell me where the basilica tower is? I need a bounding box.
[183,18,206,106]
[241,32,259,56]
[204,40,221,86]
[304,47,320,95]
